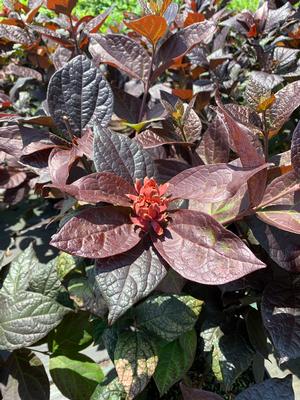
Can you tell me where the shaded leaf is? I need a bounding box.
[0,292,68,350]
[0,349,50,400]
[262,278,300,362]
[114,331,158,399]
[155,20,216,77]
[50,352,104,400]
[291,121,300,178]
[135,293,202,341]
[47,55,113,137]
[245,308,269,359]
[93,125,155,185]
[211,329,254,391]
[235,375,294,400]
[154,210,265,284]
[154,329,197,395]
[125,15,167,45]
[90,34,151,82]
[50,206,141,259]
[247,215,300,273]
[48,312,93,353]
[94,242,167,324]
[180,383,224,400]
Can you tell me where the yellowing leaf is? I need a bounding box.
[256,94,276,113]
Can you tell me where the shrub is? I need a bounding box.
[0,0,300,399]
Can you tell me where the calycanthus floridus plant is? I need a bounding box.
[1,0,300,399]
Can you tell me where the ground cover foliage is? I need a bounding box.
[1,0,300,399]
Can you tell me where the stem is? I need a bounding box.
[262,110,268,162]
[138,44,156,123]
[69,14,80,56]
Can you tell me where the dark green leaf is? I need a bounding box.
[91,377,126,400]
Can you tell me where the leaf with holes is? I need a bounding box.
[135,293,202,341]
[50,206,141,259]
[47,55,113,137]
[114,331,158,399]
[93,125,155,185]
[94,241,167,324]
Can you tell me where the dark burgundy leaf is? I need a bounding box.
[153,209,265,285]
[94,241,167,324]
[180,383,224,400]
[51,47,72,70]
[236,376,294,400]
[5,64,42,81]
[247,216,300,273]
[135,129,185,149]
[89,34,151,83]
[0,24,31,45]
[264,3,293,32]
[154,20,217,78]
[50,206,141,258]
[197,115,230,164]
[262,277,300,362]
[84,6,112,33]
[48,147,77,186]
[154,159,190,183]
[256,207,300,235]
[0,125,23,158]
[291,121,300,178]
[266,80,300,137]
[93,125,156,185]
[47,55,113,137]
[112,86,141,124]
[0,169,27,189]
[51,172,134,207]
[167,163,267,203]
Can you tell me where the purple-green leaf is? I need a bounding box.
[153,209,265,285]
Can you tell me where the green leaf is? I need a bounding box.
[135,294,203,341]
[114,331,158,399]
[48,311,93,353]
[1,244,37,297]
[0,292,68,350]
[211,328,254,391]
[0,348,50,400]
[91,377,126,400]
[29,258,61,298]
[93,242,167,324]
[154,329,197,395]
[67,277,107,316]
[56,252,81,280]
[49,352,104,400]
[245,308,269,359]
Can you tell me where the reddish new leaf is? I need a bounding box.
[153,209,265,285]
[125,15,167,45]
[84,6,112,33]
[50,206,141,258]
[47,0,76,15]
[167,163,267,203]
[89,34,151,82]
[51,172,135,206]
[48,147,77,186]
[291,121,300,178]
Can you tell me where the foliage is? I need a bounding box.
[1,0,300,399]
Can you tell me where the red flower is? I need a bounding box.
[126,178,171,235]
